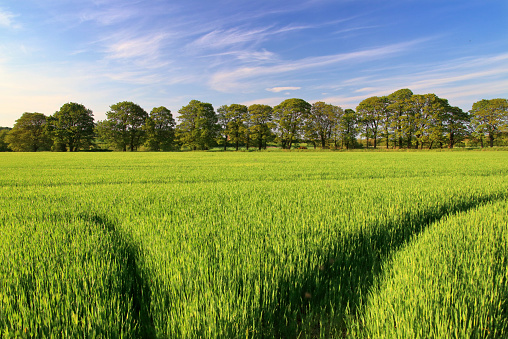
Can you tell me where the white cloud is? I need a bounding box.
[236,49,278,62]
[266,86,301,93]
[354,87,376,93]
[0,9,20,29]
[209,38,426,92]
[80,7,136,26]
[188,24,316,51]
[333,25,380,35]
[105,33,168,60]
[189,27,273,50]
[241,97,287,107]
[315,52,508,111]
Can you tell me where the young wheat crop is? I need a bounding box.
[0,151,506,338]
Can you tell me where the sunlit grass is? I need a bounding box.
[352,201,508,338]
[0,151,507,337]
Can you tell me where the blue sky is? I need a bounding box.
[1,0,507,127]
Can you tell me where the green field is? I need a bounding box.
[1,151,507,338]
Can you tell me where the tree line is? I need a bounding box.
[1,89,507,152]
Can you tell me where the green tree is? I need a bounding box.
[273,98,311,149]
[222,104,248,151]
[425,95,447,149]
[333,108,358,149]
[243,108,252,150]
[50,102,95,151]
[306,102,343,149]
[95,101,148,151]
[410,94,447,149]
[6,113,52,152]
[217,105,232,150]
[442,102,469,148]
[387,88,413,148]
[378,96,392,148]
[248,104,275,150]
[0,128,12,151]
[176,100,219,150]
[470,99,508,147]
[388,89,413,148]
[357,96,386,148]
[144,106,176,151]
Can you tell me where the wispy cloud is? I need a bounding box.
[189,27,273,50]
[235,49,278,62]
[80,7,137,26]
[105,33,169,61]
[2,0,506,128]
[209,38,427,92]
[316,52,508,110]
[187,23,315,52]
[266,86,301,93]
[0,8,20,29]
[333,25,380,35]
[240,97,287,107]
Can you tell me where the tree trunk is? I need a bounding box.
[397,133,401,149]
[489,133,494,147]
[448,133,454,148]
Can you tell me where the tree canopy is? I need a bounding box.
[248,104,275,150]
[0,128,12,152]
[470,99,508,147]
[5,113,52,152]
[3,92,508,151]
[273,98,311,149]
[176,100,219,150]
[306,102,342,149]
[96,101,148,151]
[50,102,95,151]
[356,96,387,149]
[217,104,248,151]
[144,106,176,151]
[334,108,358,150]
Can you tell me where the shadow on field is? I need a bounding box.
[264,191,506,338]
[78,213,156,338]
